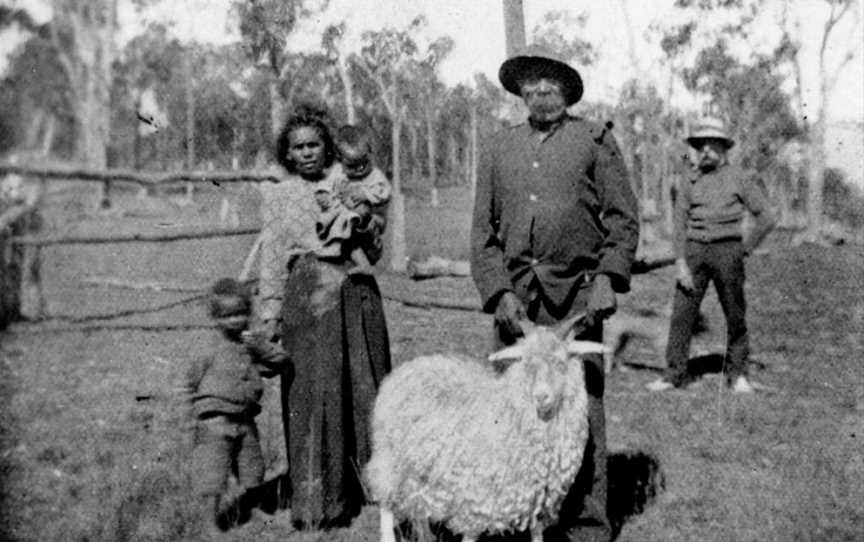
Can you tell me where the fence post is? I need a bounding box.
[19,241,44,321]
[19,175,46,320]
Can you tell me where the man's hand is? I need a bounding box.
[586,274,616,326]
[495,291,528,339]
[674,258,695,292]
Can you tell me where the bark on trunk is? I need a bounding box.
[387,117,407,272]
[448,132,460,184]
[409,123,419,186]
[337,55,356,124]
[806,112,827,239]
[469,103,479,200]
[425,108,437,190]
[51,0,116,208]
[269,77,284,139]
[185,51,196,169]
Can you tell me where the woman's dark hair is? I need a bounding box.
[275,103,336,173]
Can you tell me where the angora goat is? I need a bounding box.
[364,316,607,542]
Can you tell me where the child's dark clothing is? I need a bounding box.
[186,334,285,496]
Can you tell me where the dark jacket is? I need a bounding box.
[186,333,287,419]
[471,116,640,312]
[674,163,771,254]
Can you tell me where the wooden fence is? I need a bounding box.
[0,162,676,329]
[0,163,275,325]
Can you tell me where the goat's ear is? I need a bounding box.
[554,312,588,342]
[567,340,610,356]
[488,343,524,364]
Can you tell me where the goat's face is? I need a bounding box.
[489,327,603,421]
[490,327,606,420]
[523,332,569,420]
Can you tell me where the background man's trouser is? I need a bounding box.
[665,239,749,386]
[494,277,611,542]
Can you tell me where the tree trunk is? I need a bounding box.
[425,108,438,206]
[387,116,407,272]
[502,0,526,58]
[337,54,356,124]
[806,110,827,239]
[40,114,56,155]
[51,0,116,208]
[24,108,46,149]
[469,102,479,200]
[409,123,419,186]
[133,92,142,169]
[185,50,196,169]
[448,131,460,184]
[182,50,196,202]
[462,132,470,186]
[269,76,284,139]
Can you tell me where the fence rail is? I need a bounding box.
[1,163,680,328]
[12,227,260,246]
[0,163,275,323]
[0,163,280,187]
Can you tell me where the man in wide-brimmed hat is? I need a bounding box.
[471,44,639,542]
[647,117,776,394]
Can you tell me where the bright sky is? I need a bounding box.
[5,0,864,123]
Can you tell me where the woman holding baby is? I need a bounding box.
[248,104,392,529]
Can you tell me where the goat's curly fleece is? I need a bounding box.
[365,337,589,539]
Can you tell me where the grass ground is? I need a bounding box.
[1,184,862,541]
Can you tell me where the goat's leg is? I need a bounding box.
[379,507,397,542]
[462,537,476,542]
[529,523,544,542]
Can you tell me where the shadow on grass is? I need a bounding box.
[684,353,768,383]
[221,450,664,541]
[624,352,767,382]
[218,474,290,529]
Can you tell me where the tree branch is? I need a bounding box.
[48,1,79,95]
[820,0,858,95]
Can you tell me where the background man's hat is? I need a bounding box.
[499,44,584,106]
[686,117,735,149]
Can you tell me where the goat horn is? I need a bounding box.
[488,343,524,363]
[554,312,588,341]
[567,340,610,356]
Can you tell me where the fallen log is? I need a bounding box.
[405,250,678,281]
[407,256,471,280]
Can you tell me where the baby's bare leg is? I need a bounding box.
[347,246,374,275]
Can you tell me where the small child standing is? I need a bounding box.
[183,278,288,534]
[314,124,391,273]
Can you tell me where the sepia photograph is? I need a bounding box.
[0,0,862,540]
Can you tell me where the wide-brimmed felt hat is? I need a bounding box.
[499,44,584,106]
[686,117,735,149]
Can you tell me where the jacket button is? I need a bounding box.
[529,194,538,202]
[532,161,539,168]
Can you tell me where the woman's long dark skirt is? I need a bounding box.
[279,255,391,528]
